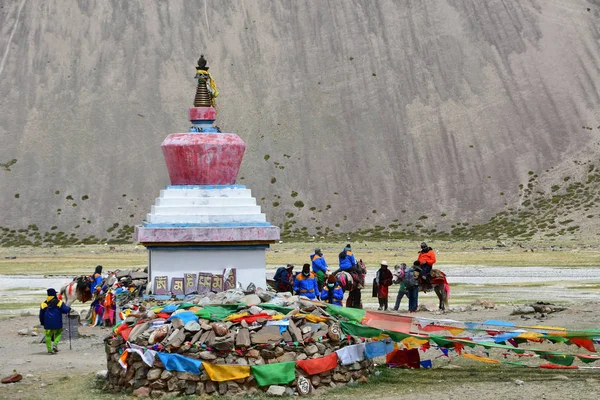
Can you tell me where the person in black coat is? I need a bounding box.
[39,288,71,354]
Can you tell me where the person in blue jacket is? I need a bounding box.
[39,288,71,354]
[90,265,103,294]
[310,248,328,290]
[321,275,344,306]
[335,244,357,274]
[293,264,320,300]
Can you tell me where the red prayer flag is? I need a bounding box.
[229,313,273,324]
[362,311,412,333]
[121,327,133,341]
[569,338,596,352]
[296,353,339,375]
[539,364,579,369]
[386,348,421,368]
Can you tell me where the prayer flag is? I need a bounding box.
[463,353,500,364]
[340,321,383,338]
[251,362,296,386]
[386,348,420,368]
[365,340,394,359]
[326,304,366,323]
[296,352,339,375]
[118,351,129,369]
[362,311,412,333]
[569,338,596,352]
[203,362,251,382]
[336,343,366,365]
[168,311,199,325]
[157,353,202,374]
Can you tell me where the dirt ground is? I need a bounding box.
[0,299,598,399]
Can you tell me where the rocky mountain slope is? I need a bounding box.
[1,0,600,245]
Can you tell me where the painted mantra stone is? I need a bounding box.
[154,276,168,295]
[171,278,184,295]
[184,273,197,295]
[297,376,311,395]
[151,270,237,296]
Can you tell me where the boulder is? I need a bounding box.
[211,323,229,337]
[241,294,261,306]
[236,328,251,348]
[251,325,283,344]
[266,385,287,396]
[166,328,185,347]
[1,373,23,384]
[129,322,150,342]
[198,351,217,361]
[184,321,201,332]
[147,369,162,381]
[304,344,319,356]
[511,306,536,315]
[171,318,185,330]
[133,386,151,398]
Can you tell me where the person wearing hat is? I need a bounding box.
[293,263,320,300]
[274,264,295,292]
[375,261,394,311]
[336,244,357,274]
[310,248,328,290]
[417,242,436,286]
[321,275,344,306]
[39,288,71,354]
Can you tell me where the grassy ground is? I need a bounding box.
[2,240,600,276]
[6,363,599,400]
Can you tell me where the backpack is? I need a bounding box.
[403,268,419,288]
[273,266,287,282]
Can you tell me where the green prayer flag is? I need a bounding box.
[577,355,600,364]
[326,304,366,323]
[384,330,411,342]
[542,354,575,366]
[260,303,295,314]
[501,361,528,367]
[340,321,382,338]
[251,362,296,386]
[178,302,195,309]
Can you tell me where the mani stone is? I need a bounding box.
[236,328,251,348]
[212,322,229,337]
[251,325,282,344]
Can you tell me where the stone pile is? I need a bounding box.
[105,289,375,397]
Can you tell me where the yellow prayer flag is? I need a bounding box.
[463,353,500,364]
[446,327,465,336]
[528,325,566,332]
[225,312,249,321]
[303,314,329,323]
[516,332,543,341]
[203,362,251,382]
[401,336,429,349]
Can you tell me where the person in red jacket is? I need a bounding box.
[417,242,436,286]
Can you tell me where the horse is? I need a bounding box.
[60,272,117,307]
[331,259,367,309]
[418,269,450,311]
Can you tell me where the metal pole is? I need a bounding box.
[68,310,72,350]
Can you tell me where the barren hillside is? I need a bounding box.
[1,0,600,244]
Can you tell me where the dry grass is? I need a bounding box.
[2,241,600,276]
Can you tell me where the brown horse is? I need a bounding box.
[420,269,450,311]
